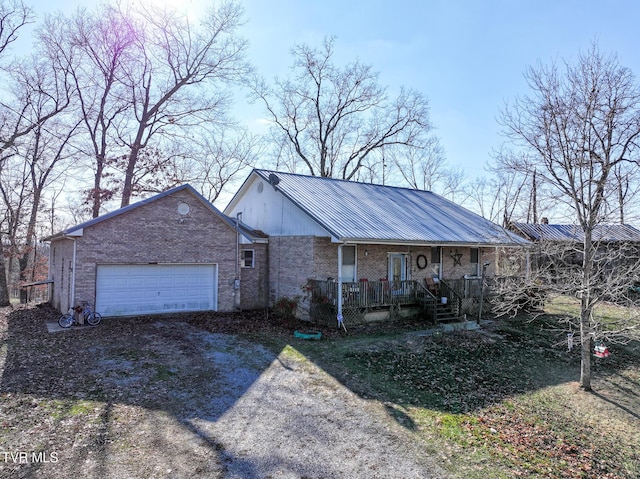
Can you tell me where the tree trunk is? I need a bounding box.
[18,189,41,303]
[92,156,105,218]
[0,240,11,307]
[579,232,594,391]
[121,130,145,207]
[579,307,592,390]
[120,148,138,208]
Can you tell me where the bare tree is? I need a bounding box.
[0,49,76,303]
[0,0,32,60]
[498,44,640,390]
[609,160,640,224]
[438,165,467,203]
[0,16,72,305]
[389,135,446,190]
[184,128,259,204]
[477,150,557,226]
[37,5,136,218]
[250,36,434,181]
[117,1,250,207]
[37,1,250,214]
[0,2,50,168]
[0,154,25,305]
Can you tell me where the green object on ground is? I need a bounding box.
[294,330,322,340]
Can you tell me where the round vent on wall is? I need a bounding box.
[257,182,264,193]
[177,202,190,215]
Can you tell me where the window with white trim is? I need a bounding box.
[341,245,356,282]
[241,249,255,268]
[470,248,479,276]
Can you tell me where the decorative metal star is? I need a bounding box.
[450,249,463,266]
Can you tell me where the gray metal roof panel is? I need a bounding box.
[255,170,528,245]
[512,223,640,242]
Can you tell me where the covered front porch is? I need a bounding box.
[307,277,486,326]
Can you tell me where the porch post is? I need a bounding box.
[337,244,343,322]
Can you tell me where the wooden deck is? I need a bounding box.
[307,278,485,325]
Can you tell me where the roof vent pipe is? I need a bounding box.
[268,173,280,186]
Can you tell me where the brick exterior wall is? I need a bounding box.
[283,240,498,287]
[277,241,498,320]
[49,183,501,318]
[440,246,496,279]
[305,241,496,284]
[50,189,240,313]
[240,242,268,310]
[268,236,316,303]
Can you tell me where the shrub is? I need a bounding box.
[274,297,298,318]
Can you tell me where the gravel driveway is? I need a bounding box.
[0,306,447,478]
[184,329,445,478]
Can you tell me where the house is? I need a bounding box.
[224,170,529,324]
[44,184,268,317]
[44,170,528,325]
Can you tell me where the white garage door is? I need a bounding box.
[96,264,217,317]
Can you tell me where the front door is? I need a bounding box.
[389,253,407,283]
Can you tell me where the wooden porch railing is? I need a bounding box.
[442,277,490,317]
[307,278,501,324]
[308,279,437,310]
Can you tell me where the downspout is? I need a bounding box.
[234,213,242,310]
[70,237,77,311]
[264,239,270,316]
[47,240,53,304]
[337,244,343,327]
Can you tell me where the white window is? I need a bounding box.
[241,250,255,268]
[470,248,479,276]
[341,245,356,282]
[431,246,442,278]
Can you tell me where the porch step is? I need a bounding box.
[434,303,461,323]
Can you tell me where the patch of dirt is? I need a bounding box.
[0,303,447,478]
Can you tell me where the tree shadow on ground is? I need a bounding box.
[0,304,446,479]
[289,315,640,420]
[0,304,280,478]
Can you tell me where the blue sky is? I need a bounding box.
[20,0,640,179]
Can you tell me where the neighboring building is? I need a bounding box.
[510,221,640,244]
[509,220,640,278]
[44,185,267,317]
[224,170,529,323]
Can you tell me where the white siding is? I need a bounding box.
[228,176,331,237]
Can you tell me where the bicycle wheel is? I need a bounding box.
[85,311,102,326]
[58,314,73,328]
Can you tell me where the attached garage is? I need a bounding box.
[96,264,217,317]
[44,184,268,316]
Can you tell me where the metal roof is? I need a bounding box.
[252,170,528,246]
[511,222,640,242]
[43,184,265,243]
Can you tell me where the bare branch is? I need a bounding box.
[249,36,435,181]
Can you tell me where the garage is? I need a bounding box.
[96,264,217,317]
